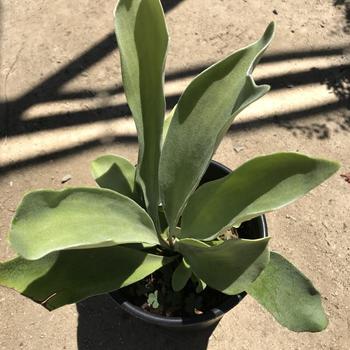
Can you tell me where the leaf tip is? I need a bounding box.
[262,21,276,46]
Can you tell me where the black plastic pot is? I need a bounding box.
[110,160,268,331]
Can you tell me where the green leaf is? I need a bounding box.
[115,0,168,226]
[91,155,137,200]
[9,188,159,260]
[160,23,275,233]
[147,290,160,309]
[162,106,176,146]
[171,258,191,292]
[175,237,270,295]
[180,153,340,240]
[191,273,207,293]
[0,246,172,310]
[195,278,207,293]
[247,252,328,332]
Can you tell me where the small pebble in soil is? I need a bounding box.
[61,174,72,184]
[233,145,245,153]
[285,214,297,221]
[340,173,350,183]
[273,9,278,15]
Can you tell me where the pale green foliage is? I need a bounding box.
[91,155,137,200]
[0,246,171,310]
[9,188,159,260]
[179,153,339,241]
[0,0,339,333]
[147,290,160,309]
[247,253,328,332]
[115,0,168,227]
[175,238,270,295]
[160,23,274,233]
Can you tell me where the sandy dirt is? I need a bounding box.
[0,0,349,349]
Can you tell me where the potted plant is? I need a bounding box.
[0,0,339,333]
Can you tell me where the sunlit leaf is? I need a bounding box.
[91,155,138,200]
[160,23,275,233]
[0,246,172,310]
[10,188,159,260]
[180,153,340,240]
[162,106,176,146]
[247,252,328,332]
[115,0,168,226]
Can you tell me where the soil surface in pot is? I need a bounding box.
[118,262,232,318]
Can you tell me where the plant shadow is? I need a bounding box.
[276,64,350,139]
[76,295,217,350]
[1,0,349,176]
[334,0,350,33]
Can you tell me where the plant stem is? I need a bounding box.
[168,236,174,249]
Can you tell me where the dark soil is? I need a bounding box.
[118,261,232,318]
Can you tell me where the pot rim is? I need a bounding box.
[110,288,245,327]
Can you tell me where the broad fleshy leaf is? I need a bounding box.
[180,153,340,240]
[9,188,159,260]
[115,0,168,227]
[91,155,137,200]
[175,237,270,295]
[162,107,176,146]
[0,246,172,310]
[171,258,191,292]
[247,252,328,332]
[160,23,275,233]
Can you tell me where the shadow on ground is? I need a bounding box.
[76,295,216,350]
[254,63,350,140]
[1,41,349,176]
[334,0,350,33]
[1,0,349,168]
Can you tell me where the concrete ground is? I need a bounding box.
[0,0,349,349]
